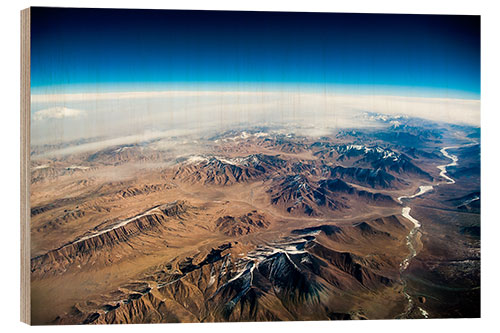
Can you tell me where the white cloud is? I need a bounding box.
[33,106,86,121]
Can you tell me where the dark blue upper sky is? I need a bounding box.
[31,7,480,98]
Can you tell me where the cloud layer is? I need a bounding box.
[31,90,479,126]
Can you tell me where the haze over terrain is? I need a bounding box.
[31,90,480,154]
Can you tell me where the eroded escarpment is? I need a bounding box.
[31,201,190,276]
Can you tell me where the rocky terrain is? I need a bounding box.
[29,115,480,324]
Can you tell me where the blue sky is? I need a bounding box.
[31,8,480,99]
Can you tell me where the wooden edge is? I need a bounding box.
[20,7,31,325]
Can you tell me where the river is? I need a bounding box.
[396,145,460,319]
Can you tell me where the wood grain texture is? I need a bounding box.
[20,7,31,325]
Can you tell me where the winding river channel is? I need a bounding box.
[396,145,460,319]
